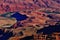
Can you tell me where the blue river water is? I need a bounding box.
[11,12,28,21]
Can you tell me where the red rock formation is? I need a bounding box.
[0,0,60,14]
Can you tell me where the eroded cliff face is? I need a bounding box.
[0,0,60,40]
[0,0,60,14]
